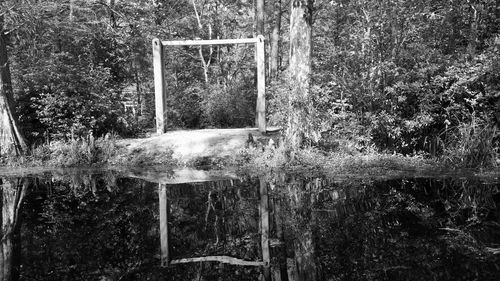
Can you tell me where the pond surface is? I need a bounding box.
[0,170,499,281]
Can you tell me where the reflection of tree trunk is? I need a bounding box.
[0,17,28,156]
[1,178,28,281]
[269,0,282,80]
[290,178,316,281]
[294,228,315,281]
[259,178,271,281]
[287,0,313,153]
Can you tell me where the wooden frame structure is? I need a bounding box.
[152,36,267,134]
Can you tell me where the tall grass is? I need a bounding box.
[13,134,120,167]
[1,133,177,168]
[442,120,498,168]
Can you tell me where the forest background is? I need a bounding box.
[1,0,499,167]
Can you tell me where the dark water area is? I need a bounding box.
[1,171,500,281]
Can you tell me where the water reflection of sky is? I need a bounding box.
[0,171,499,281]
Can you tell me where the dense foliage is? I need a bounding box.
[1,0,499,164]
[276,175,500,281]
[306,0,500,160]
[2,0,259,142]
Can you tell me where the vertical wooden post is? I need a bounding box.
[259,177,271,281]
[256,35,266,133]
[152,38,167,134]
[159,183,170,266]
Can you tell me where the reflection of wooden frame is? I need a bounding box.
[152,37,266,134]
[170,256,264,266]
[158,181,270,273]
[158,184,170,267]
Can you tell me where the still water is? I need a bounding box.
[0,169,499,281]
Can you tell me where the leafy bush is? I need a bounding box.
[200,81,255,128]
[167,84,204,129]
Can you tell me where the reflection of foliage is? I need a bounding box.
[18,175,262,280]
[310,177,500,281]
[13,172,500,280]
[21,177,159,280]
[169,181,260,261]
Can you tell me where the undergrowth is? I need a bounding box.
[233,140,437,176]
[1,122,497,171]
[0,135,118,167]
[0,134,176,168]
[442,120,499,168]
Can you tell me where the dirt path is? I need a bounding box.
[118,128,279,163]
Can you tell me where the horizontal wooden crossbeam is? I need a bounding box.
[161,37,263,46]
[170,255,265,266]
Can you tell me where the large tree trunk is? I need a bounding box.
[269,0,282,80]
[255,0,265,128]
[256,0,265,36]
[286,0,313,153]
[467,1,479,57]
[0,17,27,156]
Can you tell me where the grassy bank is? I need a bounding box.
[0,135,176,168]
[233,145,437,176]
[0,133,497,177]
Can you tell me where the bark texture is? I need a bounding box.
[269,0,282,80]
[256,0,265,36]
[255,0,266,129]
[287,0,313,152]
[0,17,27,156]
